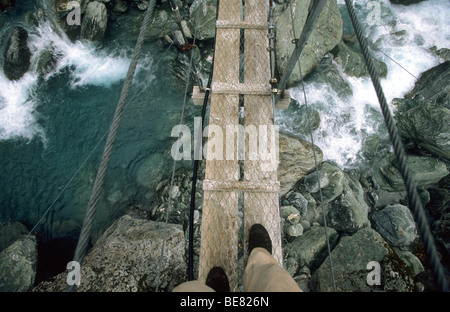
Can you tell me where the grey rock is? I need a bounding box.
[403,61,449,109]
[393,248,424,276]
[310,162,345,204]
[312,227,414,292]
[332,40,388,78]
[373,154,448,192]
[34,210,186,292]
[287,192,308,216]
[278,132,323,196]
[189,0,217,40]
[274,0,343,86]
[327,174,370,234]
[81,1,108,42]
[397,103,450,160]
[280,206,300,224]
[284,226,339,271]
[370,204,417,247]
[287,223,304,238]
[304,170,329,194]
[3,27,31,81]
[0,236,38,292]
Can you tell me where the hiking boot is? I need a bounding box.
[248,223,272,256]
[205,267,230,292]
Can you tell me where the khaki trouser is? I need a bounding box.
[173,247,302,292]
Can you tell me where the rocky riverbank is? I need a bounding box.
[0,0,448,292]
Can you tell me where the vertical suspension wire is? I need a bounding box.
[155,36,197,291]
[288,1,337,292]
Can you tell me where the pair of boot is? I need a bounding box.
[205,224,272,292]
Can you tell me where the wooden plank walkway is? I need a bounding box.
[198,0,282,291]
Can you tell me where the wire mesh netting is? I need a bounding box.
[197,0,282,291]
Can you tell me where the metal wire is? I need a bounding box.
[345,0,448,292]
[66,0,157,292]
[288,1,337,292]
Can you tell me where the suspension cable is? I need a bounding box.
[287,1,337,292]
[274,0,327,106]
[66,0,157,292]
[344,0,448,292]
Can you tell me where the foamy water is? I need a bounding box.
[278,0,450,168]
[0,20,135,142]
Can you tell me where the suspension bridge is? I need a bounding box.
[62,0,448,292]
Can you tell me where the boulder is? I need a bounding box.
[189,0,217,40]
[3,27,31,81]
[284,226,339,271]
[373,154,449,192]
[274,0,343,86]
[309,162,345,204]
[332,40,388,78]
[397,103,450,160]
[0,235,38,292]
[403,61,449,109]
[80,1,108,42]
[327,174,370,234]
[286,192,308,216]
[312,227,414,292]
[370,204,417,247]
[278,132,323,196]
[34,210,186,292]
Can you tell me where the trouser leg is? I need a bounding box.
[244,247,302,292]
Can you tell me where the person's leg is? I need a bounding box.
[173,266,229,292]
[244,224,302,292]
[244,247,301,292]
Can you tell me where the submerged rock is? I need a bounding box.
[2,27,31,81]
[0,0,14,12]
[332,40,388,78]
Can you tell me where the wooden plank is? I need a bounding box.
[212,28,240,83]
[198,190,239,292]
[243,192,283,265]
[204,93,240,181]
